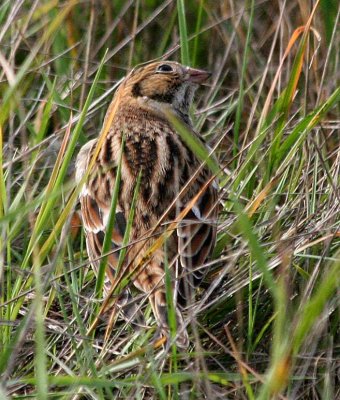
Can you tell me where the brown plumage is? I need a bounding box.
[76,61,218,348]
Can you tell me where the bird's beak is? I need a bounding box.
[185,66,211,84]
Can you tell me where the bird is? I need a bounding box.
[75,61,218,348]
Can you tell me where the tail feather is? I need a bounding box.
[150,290,189,349]
[135,260,189,349]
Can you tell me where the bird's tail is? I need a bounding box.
[150,288,189,349]
[135,260,189,349]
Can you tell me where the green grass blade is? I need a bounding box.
[233,0,255,162]
[166,111,219,175]
[177,0,190,65]
[95,138,124,297]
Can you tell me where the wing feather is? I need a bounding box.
[76,140,126,290]
[177,176,218,302]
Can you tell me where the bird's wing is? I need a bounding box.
[177,173,218,302]
[75,139,126,292]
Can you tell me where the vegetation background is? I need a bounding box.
[0,0,339,398]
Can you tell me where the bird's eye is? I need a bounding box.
[156,64,174,73]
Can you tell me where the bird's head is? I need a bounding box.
[117,61,211,119]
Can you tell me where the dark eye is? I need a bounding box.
[156,64,174,73]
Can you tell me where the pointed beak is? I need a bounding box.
[185,66,211,84]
